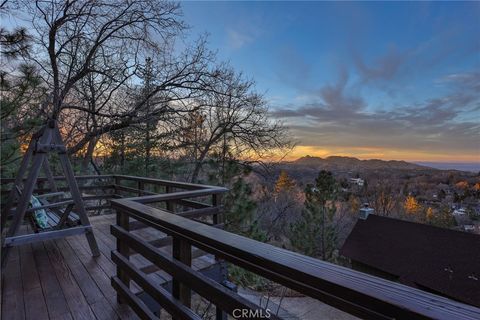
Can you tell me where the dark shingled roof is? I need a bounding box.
[340,215,480,308]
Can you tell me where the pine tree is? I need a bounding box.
[290,170,338,261]
[428,206,456,228]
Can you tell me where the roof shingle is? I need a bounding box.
[340,215,480,307]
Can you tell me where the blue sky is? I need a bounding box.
[182,1,480,162]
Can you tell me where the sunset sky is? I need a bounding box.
[182,1,480,163]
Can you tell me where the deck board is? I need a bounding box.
[32,241,72,319]
[1,215,139,320]
[2,247,25,320]
[43,240,97,320]
[19,243,49,320]
[2,213,217,320]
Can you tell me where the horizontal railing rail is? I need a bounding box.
[1,174,218,192]
[0,174,114,184]
[1,175,226,217]
[111,198,480,320]
[113,175,224,190]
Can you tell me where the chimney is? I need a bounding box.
[359,203,374,220]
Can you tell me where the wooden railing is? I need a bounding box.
[3,175,480,319]
[1,174,226,216]
[110,198,480,320]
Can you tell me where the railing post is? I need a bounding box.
[114,176,121,195]
[172,236,191,311]
[212,193,223,227]
[166,186,175,212]
[116,209,130,304]
[138,181,144,196]
[212,193,227,320]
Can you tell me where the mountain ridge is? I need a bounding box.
[288,155,431,171]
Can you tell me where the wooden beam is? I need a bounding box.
[112,175,222,191]
[35,143,67,153]
[124,189,228,205]
[1,139,35,232]
[6,126,53,241]
[4,226,92,247]
[23,200,74,212]
[53,126,99,257]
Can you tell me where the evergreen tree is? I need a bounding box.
[427,206,456,228]
[290,170,338,261]
[1,27,45,176]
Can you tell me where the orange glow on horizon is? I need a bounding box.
[88,142,479,164]
[281,145,480,163]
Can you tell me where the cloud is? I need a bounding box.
[225,14,267,50]
[436,72,480,92]
[354,45,407,83]
[351,27,479,95]
[271,69,480,159]
[226,29,254,49]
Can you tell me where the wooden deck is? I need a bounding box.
[1,214,216,320]
[3,175,480,320]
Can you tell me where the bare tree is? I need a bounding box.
[175,67,293,183]
[366,180,402,217]
[3,0,293,182]
[13,0,184,116]
[65,37,220,155]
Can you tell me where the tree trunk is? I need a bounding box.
[190,146,211,183]
[80,137,97,174]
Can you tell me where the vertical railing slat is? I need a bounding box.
[116,209,130,303]
[213,193,227,320]
[172,236,192,313]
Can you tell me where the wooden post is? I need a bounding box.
[114,176,121,196]
[212,194,223,227]
[117,209,130,303]
[53,127,99,257]
[172,236,191,311]
[166,186,175,212]
[213,193,227,320]
[2,127,52,265]
[6,128,52,239]
[138,181,144,196]
[1,138,35,232]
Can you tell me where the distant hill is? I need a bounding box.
[290,155,430,171]
[414,162,480,173]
